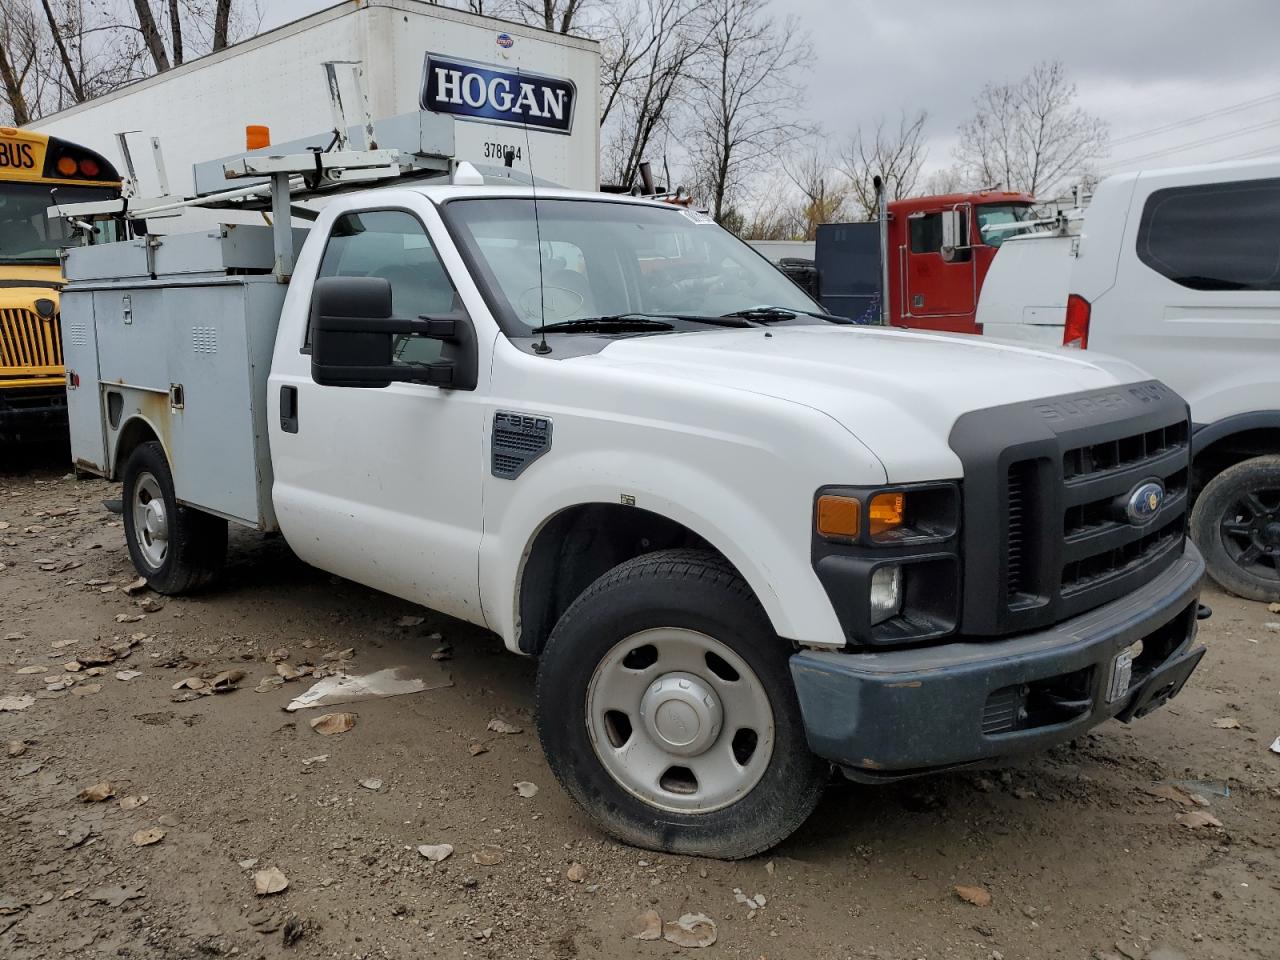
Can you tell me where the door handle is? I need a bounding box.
[280,385,299,434]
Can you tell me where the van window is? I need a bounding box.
[1137,178,1280,291]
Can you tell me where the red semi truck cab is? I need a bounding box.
[812,191,1037,334]
[887,191,1036,335]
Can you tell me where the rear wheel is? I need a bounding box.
[122,441,227,595]
[536,548,827,859]
[1191,455,1280,602]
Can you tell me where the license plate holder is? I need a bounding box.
[1117,645,1205,722]
[1106,644,1139,703]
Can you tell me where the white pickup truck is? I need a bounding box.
[62,178,1208,859]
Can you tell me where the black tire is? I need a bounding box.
[535,548,828,859]
[122,441,227,595]
[1191,455,1280,602]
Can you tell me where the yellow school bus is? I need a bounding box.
[1,126,122,441]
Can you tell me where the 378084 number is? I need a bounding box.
[482,142,522,162]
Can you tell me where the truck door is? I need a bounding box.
[268,203,491,625]
[899,205,980,333]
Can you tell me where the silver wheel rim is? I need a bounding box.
[585,627,775,814]
[132,472,168,570]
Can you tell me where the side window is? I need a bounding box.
[1137,178,1280,291]
[311,210,458,362]
[908,210,970,261]
[909,213,941,254]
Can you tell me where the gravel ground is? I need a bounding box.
[2,449,1278,959]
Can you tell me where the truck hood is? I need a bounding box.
[586,324,1151,482]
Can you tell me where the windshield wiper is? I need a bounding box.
[532,312,755,334]
[723,306,853,325]
[531,316,675,334]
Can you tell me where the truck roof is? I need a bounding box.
[400,183,682,209]
[889,191,1035,214]
[1096,155,1279,189]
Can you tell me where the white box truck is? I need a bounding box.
[29,0,600,218]
[53,139,1209,858]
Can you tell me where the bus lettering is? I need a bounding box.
[0,142,36,169]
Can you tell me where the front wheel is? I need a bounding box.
[536,549,827,859]
[122,441,227,595]
[1191,455,1280,602]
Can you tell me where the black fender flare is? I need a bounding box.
[1192,410,1280,459]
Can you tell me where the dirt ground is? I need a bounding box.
[2,447,1278,960]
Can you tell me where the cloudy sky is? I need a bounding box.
[261,0,1280,185]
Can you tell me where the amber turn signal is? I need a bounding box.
[868,492,905,537]
[816,495,860,539]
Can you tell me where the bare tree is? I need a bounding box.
[687,0,811,223]
[6,1,262,122]
[838,109,928,219]
[921,165,966,196]
[508,0,591,34]
[783,146,848,239]
[39,0,88,101]
[954,60,1108,197]
[600,0,702,189]
[719,177,802,240]
[167,0,184,66]
[212,0,232,50]
[1,4,42,125]
[131,0,172,73]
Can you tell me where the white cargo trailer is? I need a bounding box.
[29,0,600,216]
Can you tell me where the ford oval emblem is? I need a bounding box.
[496,33,514,48]
[1125,480,1165,525]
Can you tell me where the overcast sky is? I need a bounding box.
[262,0,1280,185]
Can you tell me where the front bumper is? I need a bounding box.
[0,387,68,440]
[790,542,1206,778]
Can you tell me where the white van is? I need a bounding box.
[975,159,1280,602]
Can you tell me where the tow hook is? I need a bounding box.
[1196,603,1212,621]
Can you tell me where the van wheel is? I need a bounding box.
[122,441,227,595]
[1191,456,1280,602]
[536,548,827,859]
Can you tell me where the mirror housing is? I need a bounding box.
[940,209,963,262]
[310,276,478,390]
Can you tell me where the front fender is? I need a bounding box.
[479,447,851,654]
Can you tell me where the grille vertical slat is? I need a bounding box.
[1006,461,1031,600]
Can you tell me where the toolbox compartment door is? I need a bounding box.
[61,290,108,473]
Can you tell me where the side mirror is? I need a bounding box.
[310,276,477,390]
[940,209,963,262]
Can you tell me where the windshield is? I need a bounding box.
[976,203,1037,248]
[442,198,822,334]
[0,183,118,264]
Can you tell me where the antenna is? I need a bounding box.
[518,67,551,356]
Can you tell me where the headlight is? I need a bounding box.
[816,486,957,545]
[869,564,902,624]
[812,482,961,647]
[34,298,56,318]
